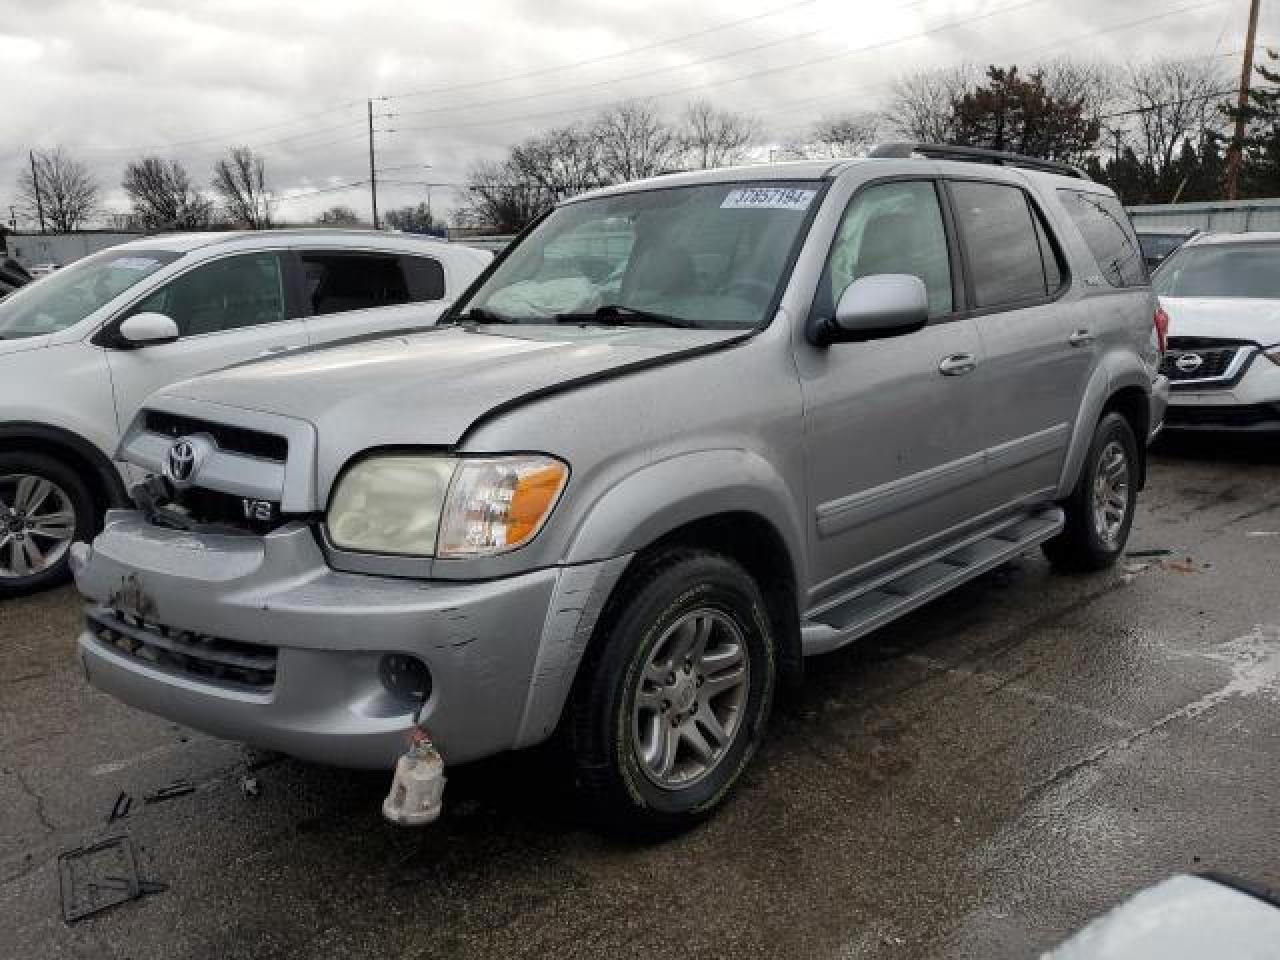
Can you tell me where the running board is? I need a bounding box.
[800,506,1064,657]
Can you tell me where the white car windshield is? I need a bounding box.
[451,180,824,330]
[0,248,181,340]
[1153,243,1280,299]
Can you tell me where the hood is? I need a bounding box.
[1159,296,1280,346]
[159,324,742,449]
[0,334,49,356]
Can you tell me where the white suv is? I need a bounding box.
[0,229,490,595]
[1153,232,1280,432]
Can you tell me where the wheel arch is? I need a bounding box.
[0,422,129,519]
[1058,358,1153,498]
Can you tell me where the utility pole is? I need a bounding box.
[28,151,46,234]
[1225,0,1262,201]
[367,99,379,229]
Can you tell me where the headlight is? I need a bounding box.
[326,454,567,558]
[327,456,454,555]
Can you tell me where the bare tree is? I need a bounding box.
[680,100,759,168]
[1123,57,1228,182]
[18,146,100,232]
[315,205,360,225]
[122,156,213,230]
[781,113,882,159]
[384,202,437,233]
[594,102,681,182]
[510,125,603,198]
[458,159,553,233]
[211,146,273,229]
[883,64,978,142]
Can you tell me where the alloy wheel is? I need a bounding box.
[0,474,77,580]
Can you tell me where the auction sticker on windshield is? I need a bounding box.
[721,187,817,210]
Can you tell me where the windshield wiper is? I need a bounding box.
[454,306,517,324]
[556,305,693,329]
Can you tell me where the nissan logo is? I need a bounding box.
[164,434,213,488]
[1174,353,1204,373]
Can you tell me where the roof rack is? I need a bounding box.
[867,142,1091,180]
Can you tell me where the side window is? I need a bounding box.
[1057,189,1148,287]
[823,180,953,318]
[950,181,1053,309]
[300,253,410,316]
[130,253,286,337]
[401,255,446,301]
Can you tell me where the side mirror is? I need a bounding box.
[831,274,929,341]
[117,312,180,347]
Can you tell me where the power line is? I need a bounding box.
[377,0,822,101]
[385,0,1053,135]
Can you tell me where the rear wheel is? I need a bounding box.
[0,452,96,597]
[567,549,776,834]
[1043,412,1138,572]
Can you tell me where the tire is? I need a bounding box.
[1042,412,1139,573]
[567,549,777,834]
[0,452,97,598]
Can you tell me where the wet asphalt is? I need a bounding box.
[1,432,1278,959]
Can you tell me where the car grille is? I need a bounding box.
[87,607,278,691]
[144,411,288,463]
[1160,337,1253,386]
[166,485,284,535]
[1166,403,1280,429]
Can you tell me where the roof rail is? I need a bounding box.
[867,142,1091,180]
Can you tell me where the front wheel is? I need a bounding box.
[1043,412,1139,572]
[0,453,96,598]
[567,550,777,834]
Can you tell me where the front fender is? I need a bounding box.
[563,447,806,585]
[1057,349,1153,499]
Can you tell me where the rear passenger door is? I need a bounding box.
[946,179,1088,505]
[294,250,449,343]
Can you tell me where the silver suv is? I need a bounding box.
[72,144,1169,830]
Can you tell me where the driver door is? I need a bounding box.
[796,179,989,607]
[104,251,308,433]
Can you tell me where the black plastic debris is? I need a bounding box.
[107,792,132,824]
[58,837,167,923]
[143,779,195,804]
[1126,548,1174,558]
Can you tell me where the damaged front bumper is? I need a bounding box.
[73,511,627,769]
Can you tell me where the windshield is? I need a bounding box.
[0,248,181,339]
[450,181,824,330]
[1153,243,1280,299]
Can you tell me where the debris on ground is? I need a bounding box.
[58,837,167,923]
[106,792,132,824]
[143,779,195,805]
[1126,548,1174,558]
[1246,531,1279,538]
[1163,556,1198,574]
[239,776,259,799]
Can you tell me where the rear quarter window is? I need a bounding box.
[1057,189,1148,288]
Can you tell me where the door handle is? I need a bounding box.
[1068,329,1096,347]
[938,353,978,376]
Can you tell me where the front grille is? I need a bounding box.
[171,486,283,534]
[145,411,288,463]
[1166,403,1280,428]
[88,607,277,691]
[1161,337,1255,386]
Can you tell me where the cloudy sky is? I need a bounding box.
[2,0,1272,226]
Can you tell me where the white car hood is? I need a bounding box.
[1160,296,1280,346]
[0,335,50,356]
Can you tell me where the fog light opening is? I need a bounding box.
[379,654,432,706]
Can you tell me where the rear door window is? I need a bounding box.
[299,252,411,315]
[950,181,1054,309]
[1057,189,1148,287]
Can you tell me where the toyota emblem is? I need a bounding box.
[1174,353,1204,373]
[165,435,212,487]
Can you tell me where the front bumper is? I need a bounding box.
[1149,374,1170,441]
[73,512,627,769]
[1165,354,1280,432]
